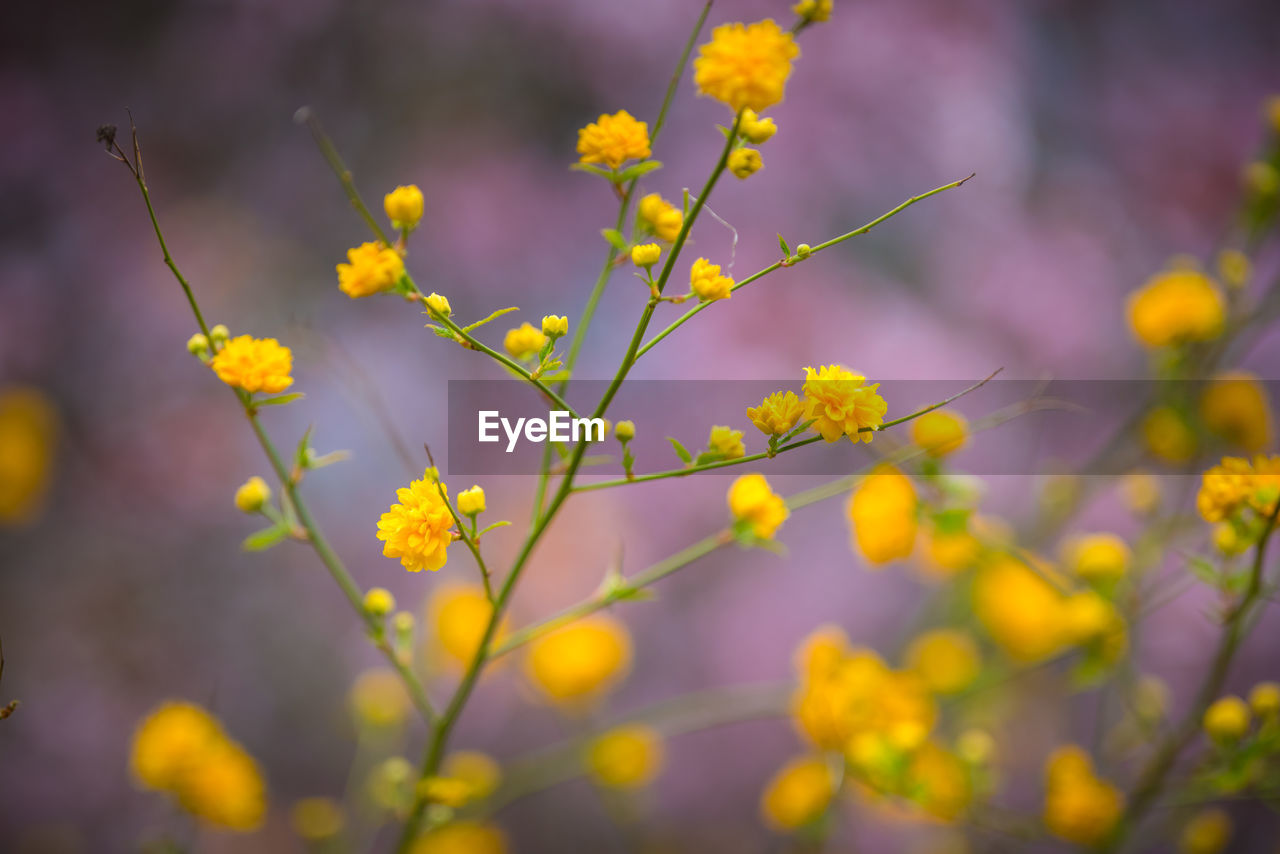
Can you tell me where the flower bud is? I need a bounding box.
[186,333,210,357]
[234,476,271,513]
[384,185,424,230]
[631,243,661,268]
[541,315,569,338]
[1203,695,1250,742]
[739,109,778,144]
[728,148,763,179]
[795,243,812,258]
[209,324,230,345]
[363,587,396,618]
[1249,681,1280,718]
[614,420,635,442]
[457,485,486,516]
[425,292,452,318]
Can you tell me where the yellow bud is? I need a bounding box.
[630,243,661,267]
[384,184,424,230]
[728,147,763,179]
[209,324,230,344]
[457,485,486,516]
[290,797,344,841]
[586,725,665,789]
[614,420,635,442]
[795,243,811,258]
[911,410,969,458]
[1180,808,1231,854]
[392,611,415,634]
[1249,681,1280,718]
[234,476,271,513]
[957,729,994,765]
[1063,533,1131,582]
[363,587,396,618]
[425,292,452,317]
[1216,249,1251,289]
[740,109,778,143]
[186,333,209,356]
[541,315,568,338]
[1203,695,1250,742]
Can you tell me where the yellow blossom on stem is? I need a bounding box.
[1120,471,1161,515]
[631,243,661,267]
[363,587,396,617]
[973,555,1068,662]
[848,464,917,565]
[1249,681,1280,718]
[541,315,568,338]
[576,110,651,170]
[689,257,734,302]
[1197,455,1280,522]
[638,193,683,242]
[424,292,452,317]
[1142,405,1197,463]
[350,668,411,728]
[728,473,789,539]
[1203,695,1250,742]
[911,410,968,458]
[175,739,267,831]
[233,476,270,514]
[586,725,665,789]
[1180,808,1232,854]
[384,184,424,230]
[441,751,502,801]
[903,741,973,820]
[760,755,835,831]
[728,147,763,179]
[131,701,225,792]
[1200,371,1272,451]
[904,629,981,695]
[503,323,546,361]
[793,0,833,23]
[918,524,982,579]
[1062,533,1131,583]
[801,365,886,443]
[739,109,777,143]
[376,469,454,572]
[747,390,804,436]
[456,485,486,516]
[429,583,508,666]
[614,420,635,441]
[707,424,745,459]
[1043,746,1123,845]
[336,241,405,298]
[694,20,800,114]
[525,615,632,706]
[210,335,294,394]
[1126,268,1225,348]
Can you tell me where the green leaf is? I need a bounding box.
[777,233,791,256]
[257,392,305,407]
[693,450,725,466]
[667,437,693,465]
[462,306,519,333]
[427,324,457,340]
[570,163,615,180]
[308,450,350,469]
[1188,556,1220,586]
[243,525,289,551]
[295,425,314,468]
[616,160,663,182]
[601,229,629,251]
[476,520,512,538]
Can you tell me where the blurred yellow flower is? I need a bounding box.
[1127,268,1225,348]
[904,629,981,695]
[708,424,745,459]
[747,390,804,436]
[638,193,684,242]
[1249,681,1280,718]
[586,725,665,789]
[1062,533,1131,583]
[409,821,508,854]
[728,147,763,179]
[904,742,973,821]
[1203,695,1250,742]
[1201,371,1272,451]
[802,365,886,443]
[456,484,486,516]
[973,556,1067,662]
[690,257,734,302]
[728,473,789,539]
[1141,405,1197,464]
[384,184,424,230]
[291,797,344,841]
[760,755,835,831]
[1197,455,1280,522]
[350,668,411,728]
[1180,808,1232,854]
[337,241,405,298]
[429,583,506,666]
[363,587,396,617]
[0,387,58,525]
[525,615,632,706]
[911,410,968,458]
[918,525,982,579]
[695,20,799,114]
[793,0,833,22]
[1043,746,1122,845]
[377,470,454,572]
[441,750,502,801]
[131,701,225,791]
[233,476,270,514]
[576,110,651,170]
[175,739,266,831]
[1216,249,1251,289]
[503,322,546,360]
[848,465,917,565]
[210,335,294,394]
[1120,471,1161,515]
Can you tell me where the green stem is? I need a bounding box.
[296,108,393,246]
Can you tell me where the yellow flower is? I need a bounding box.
[1249,681,1280,718]
[904,629,981,695]
[1203,695,1250,742]
[291,797,345,841]
[456,485,486,516]
[542,315,568,338]
[376,470,454,572]
[707,424,745,459]
[802,365,887,443]
[576,110,651,170]
[630,243,661,267]
[747,390,804,436]
[760,755,835,831]
[695,20,800,114]
[1197,455,1280,522]
[690,257,734,302]
[973,556,1068,662]
[363,587,396,618]
[586,725,665,789]
[728,147,763,179]
[409,821,508,854]
[418,776,476,808]
[1061,591,1126,657]
[384,184,424,230]
[1043,746,1123,845]
[525,615,632,706]
[350,668,411,728]
[917,524,982,579]
[186,333,209,356]
[441,751,502,801]
[175,739,267,831]
[210,335,294,394]
[904,742,973,820]
[793,0,833,22]
[1127,268,1225,348]
[209,323,230,344]
[234,476,270,514]
[1120,471,1161,515]
[614,419,636,441]
[638,193,683,242]
[424,292,452,317]
[503,323,546,360]
[728,473,789,539]
[911,410,968,458]
[337,241,405,298]
[848,464,917,565]
[1180,808,1232,854]
[1201,371,1272,451]
[131,701,225,791]
[1062,533,1131,583]
[429,583,507,666]
[1142,405,1197,463]
[739,109,777,143]
[0,388,58,525]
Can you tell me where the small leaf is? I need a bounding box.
[777,233,791,256]
[308,450,350,469]
[462,306,519,333]
[601,229,629,251]
[693,450,725,466]
[616,160,663,182]
[258,392,305,407]
[427,324,457,340]
[243,525,289,551]
[476,520,512,537]
[1188,556,1220,585]
[570,163,615,180]
[295,425,315,468]
[667,437,693,465]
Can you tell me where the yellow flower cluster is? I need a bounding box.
[707,424,745,458]
[760,755,835,830]
[1201,371,1272,451]
[586,725,665,789]
[130,701,266,831]
[429,583,508,666]
[728,147,763,179]
[1196,454,1280,522]
[638,193,683,242]
[576,110,651,170]
[525,615,632,706]
[694,20,800,114]
[0,387,58,525]
[848,464,917,565]
[728,473,789,539]
[504,322,546,360]
[802,365,886,443]
[376,469,455,572]
[210,335,295,394]
[690,257,734,302]
[337,241,405,298]
[910,410,968,458]
[1043,746,1123,845]
[384,184,424,230]
[747,390,804,436]
[1126,268,1225,348]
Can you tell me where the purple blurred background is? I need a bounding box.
[3,0,1280,851]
